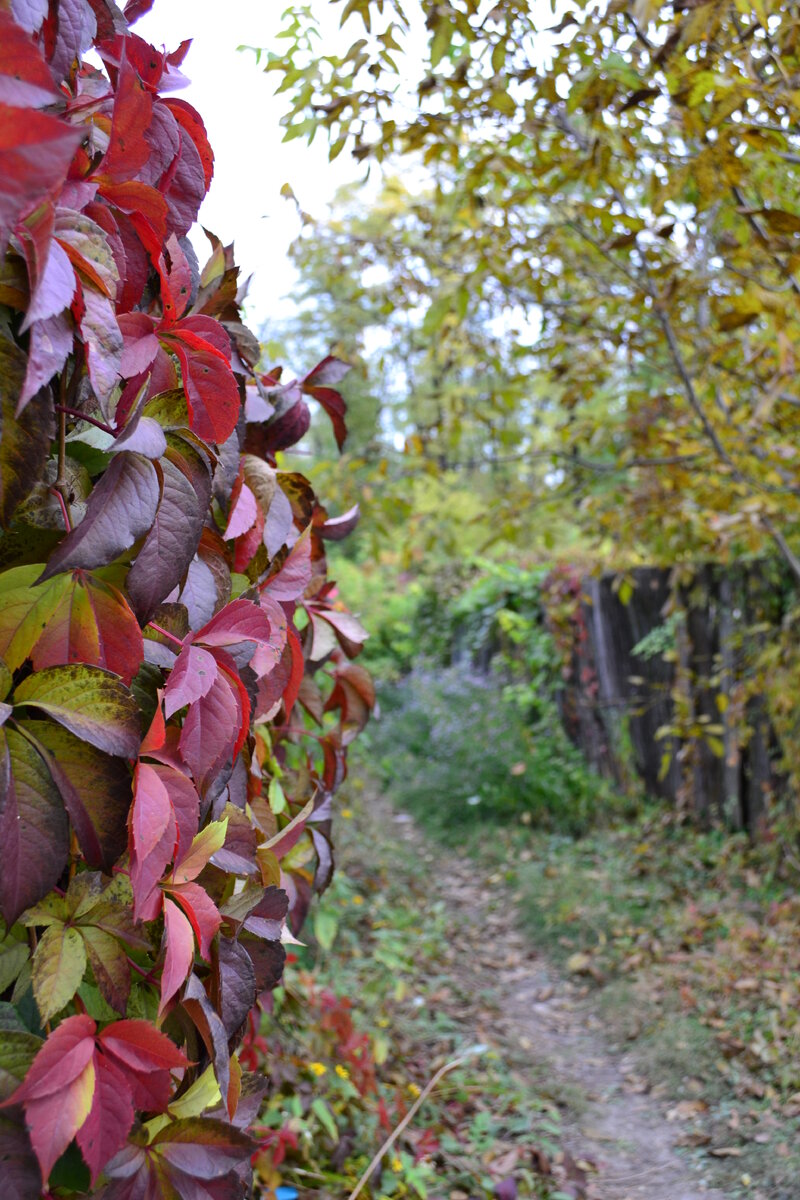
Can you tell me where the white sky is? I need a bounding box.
[135,1,364,331]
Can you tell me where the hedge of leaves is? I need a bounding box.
[0,2,373,1196]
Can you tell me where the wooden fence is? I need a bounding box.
[550,563,790,835]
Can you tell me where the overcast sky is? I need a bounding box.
[135,2,365,332]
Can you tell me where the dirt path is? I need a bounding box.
[391,810,730,1200]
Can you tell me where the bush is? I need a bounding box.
[364,668,620,838]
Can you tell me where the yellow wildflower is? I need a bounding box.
[335,1064,350,1079]
[352,895,364,905]
[341,808,353,818]
[308,1062,327,1076]
[391,1156,403,1173]
[407,1082,421,1098]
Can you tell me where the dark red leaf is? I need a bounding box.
[318,502,360,541]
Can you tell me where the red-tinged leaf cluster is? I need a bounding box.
[0,3,372,1196]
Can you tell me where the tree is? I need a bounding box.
[0,3,371,1196]
[266,0,800,580]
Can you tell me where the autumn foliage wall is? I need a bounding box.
[0,2,373,1196]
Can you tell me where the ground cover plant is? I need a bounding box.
[0,4,373,1196]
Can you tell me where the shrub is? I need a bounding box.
[0,5,371,1196]
[365,668,618,838]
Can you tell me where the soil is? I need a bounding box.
[391,810,730,1200]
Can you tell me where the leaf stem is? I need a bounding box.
[147,621,185,650]
[127,956,159,986]
[49,487,72,533]
[54,404,115,436]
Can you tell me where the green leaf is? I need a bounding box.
[313,909,338,951]
[311,1096,339,1141]
[0,930,29,993]
[0,331,52,528]
[32,924,87,1023]
[13,664,141,758]
[0,1026,41,1101]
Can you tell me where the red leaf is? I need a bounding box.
[284,626,305,721]
[75,1056,134,1184]
[0,104,82,256]
[178,668,241,793]
[129,760,176,913]
[301,355,352,389]
[5,1013,96,1182]
[98,54,154,183]
[118,311,159,376]
[0,11,59,107]
[164,644,219,718]
[195,599,274,652]
[30,571,144,685]
[164,98,214,191]
[98,1018,189,1112]
[159,896,194,1015]
[169,881,221,959]
[170,339,241,445]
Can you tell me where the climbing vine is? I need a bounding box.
[0,2,372,1195]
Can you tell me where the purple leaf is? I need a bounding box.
[126,456,204,623]
[222,481,256,541]
[39,451,160,580]
[319,503,360,541]
[0,1109,41,1200]
[19,311,74,414]
[300,355,351,389]
[0,726,68,925]
[20,240,75,331]
[10,0,49,34]
[217,937,256,1036]
[264,485,293,558]
[112,416,167,459]
[80,285,123,416]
